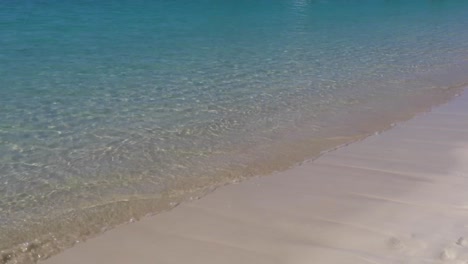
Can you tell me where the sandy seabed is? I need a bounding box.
[42,89,468,264]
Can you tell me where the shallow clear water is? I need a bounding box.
[1,0,468,262]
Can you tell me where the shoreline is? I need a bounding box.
[3,83,465,264]
[40,88,468,264]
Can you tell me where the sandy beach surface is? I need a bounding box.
[42,89,468,264]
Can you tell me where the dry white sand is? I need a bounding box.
[43,90,468,264]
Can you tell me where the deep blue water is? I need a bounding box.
[2,0,468,261]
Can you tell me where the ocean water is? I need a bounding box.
[2,0,468,262]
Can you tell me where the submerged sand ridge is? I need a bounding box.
[42,90,468,264]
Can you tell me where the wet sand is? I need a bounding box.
[42,89,468,264]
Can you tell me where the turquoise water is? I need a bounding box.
[2,0,468,262]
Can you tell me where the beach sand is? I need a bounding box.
[42,89,468,264]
